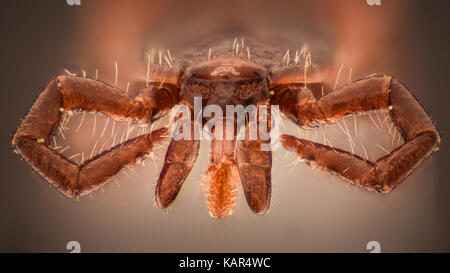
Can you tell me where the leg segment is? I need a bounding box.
[79,129,168,195]
[279,75,440,192]
[13,75,177,196]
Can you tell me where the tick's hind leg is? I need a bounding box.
[12,76,175,196]
[280,75,440,192]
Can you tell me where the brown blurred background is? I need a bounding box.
[0,0,449,252]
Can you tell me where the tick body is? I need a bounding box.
[12,36,440,218]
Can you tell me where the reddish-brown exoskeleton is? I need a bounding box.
[12,36,440,218]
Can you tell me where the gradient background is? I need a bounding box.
[0,0,449,252]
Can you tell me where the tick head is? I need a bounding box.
[181,58,270,108]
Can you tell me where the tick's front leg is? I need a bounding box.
[18,128,167,196]
[277,75,440,192]
[12,76,176,196]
